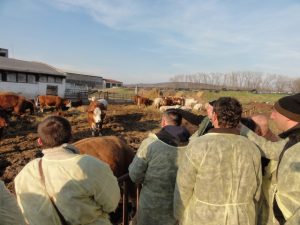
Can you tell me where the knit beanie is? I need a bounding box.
[274,93,300,122]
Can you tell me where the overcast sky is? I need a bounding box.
[1,0,300,83]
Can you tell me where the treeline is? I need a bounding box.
[169,71,300,93]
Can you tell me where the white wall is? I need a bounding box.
[0,79,66,99]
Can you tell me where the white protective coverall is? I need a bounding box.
[0,180,26,225]
[241,125,300,225]
[174,130,262,225]
[259,160,279,225]
[15,144,120,225]
[129,133,187,225]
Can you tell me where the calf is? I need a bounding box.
[87,100,107,136]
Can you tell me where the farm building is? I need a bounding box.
[65,71,103,91]
[0,51,66,99]
[103,78,123,88]
[64,71,103,101]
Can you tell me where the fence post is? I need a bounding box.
[122,180,129,225]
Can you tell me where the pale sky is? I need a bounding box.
[1,0,300,83]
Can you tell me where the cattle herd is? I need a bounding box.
[133,94,203,112]
[0,92,205,140]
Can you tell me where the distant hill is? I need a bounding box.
[125,82,219,90]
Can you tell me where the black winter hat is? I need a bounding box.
[274,93,300,122]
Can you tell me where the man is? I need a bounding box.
[129,109,190,225]
[0,180,26,225]
[240,93,300,225]
[15,116,120,225]
[174,97,262,225]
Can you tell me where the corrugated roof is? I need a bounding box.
[0,57,65,76]
[103,78,122,83]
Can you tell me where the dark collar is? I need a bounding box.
[208,127,240,135]
[279,123,300,139]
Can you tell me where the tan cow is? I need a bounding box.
[37,95,70,112]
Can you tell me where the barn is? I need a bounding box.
[103,78,123,88]
[0,51,66,99]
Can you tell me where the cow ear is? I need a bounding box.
[37,137,43,146]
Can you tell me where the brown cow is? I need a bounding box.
[133,95,153,108]
[0,93,34,115]
[73,136,136,222]
[37,95,70,112]
[74,136,135,178]
[87,99,107,136]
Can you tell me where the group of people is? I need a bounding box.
[0,93,300,225]
[129,93,300,225]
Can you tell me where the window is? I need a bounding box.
[7,72,17,82]
[48,76,55,83]
[27,74,36,83]
[18,73,27,83]
[55,77,62,83]
[39,75,47,83]
[46,85,58,96]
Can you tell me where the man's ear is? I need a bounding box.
[161,116,166,127]
[37,137,43,146]
[212,112,218,127]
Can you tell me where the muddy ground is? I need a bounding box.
[0,102,273,193]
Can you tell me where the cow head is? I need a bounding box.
[63,99,71,108]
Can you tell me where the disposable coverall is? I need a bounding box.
[174,129,262,225]
[241,124,300,225]
[0,180,26,225]
[129,130,188,225]
[15,144,120,225]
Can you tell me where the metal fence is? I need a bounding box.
[65,89,135,104]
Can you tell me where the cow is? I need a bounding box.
[73,136,135,178]
[73,136,137,222]
[193,103,203,111]
[185,98,198,108]
[153,97,163,109]
[159,105,192,112]
[87,99,107,136]
[172,97,185,106]
[37,95,70,112]
[0,93,34,115]
[133,95,153,108]
[0,109,8,139]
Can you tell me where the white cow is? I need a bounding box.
[98,98,108,109]
[159,105,192,113]
[153,97,163,109]
[185,98,198,108]
[193,103,203,111]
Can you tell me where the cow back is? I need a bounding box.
[74,136,135,178]
[0,93,23,109]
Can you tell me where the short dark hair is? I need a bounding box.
[38,116,72,148]
[163,109,182,126]
[213,97,242,128]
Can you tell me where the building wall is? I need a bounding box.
[0,79,66,99]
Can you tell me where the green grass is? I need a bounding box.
[201,91,287,104]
